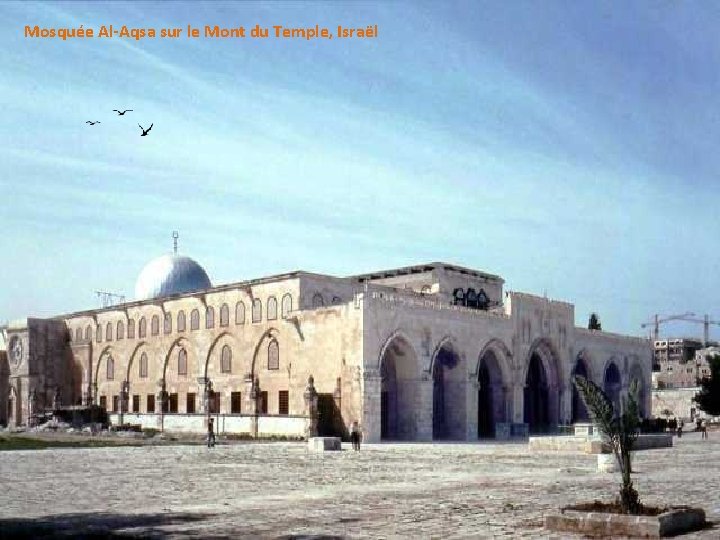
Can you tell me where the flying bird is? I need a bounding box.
[85,121,101,125]
[113,109,133,115]
[139,123,153,136]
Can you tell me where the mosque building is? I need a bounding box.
[0,243,651,442]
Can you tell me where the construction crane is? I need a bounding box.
[641,312,695,341]
[641,312,720,345]
[681,314,720,346]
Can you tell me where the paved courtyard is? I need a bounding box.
[0,432,718,538]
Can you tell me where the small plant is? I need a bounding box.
[573,375,641,514]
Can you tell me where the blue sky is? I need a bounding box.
[1,1,718,339]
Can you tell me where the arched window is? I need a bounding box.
[151,315,160,336]
[235,301,246,325]
[139,352,148,378]
[106,322,113,342]
[190,309,199,330]
[267,296,278,320]
[268,339,279,370]
[221,345,232,373]
[116,321,124,340]
[312,293,324,308]
[96,324,102,343]
[206,306,215,329]
[252,299,262,323]
[163,312,172,335]
[281,294,292,319]
[106,356,114,380]
[75,328,82,342]
[178,348,187,376]
[220,303,229,327]
[139,317,147,338]
[85,325,92,341]
[177,311,186,332]
[127,319,135,339]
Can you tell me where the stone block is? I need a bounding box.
[511,423,528,438]
[597,452,619,473]
[308,436,341,452]
[573,422,594,437]
[495,422,511,440]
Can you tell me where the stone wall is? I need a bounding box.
[652,387,703,421]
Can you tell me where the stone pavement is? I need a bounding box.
[0,432,718,538]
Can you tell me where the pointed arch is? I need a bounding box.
[523,337,562,433]
[378,332,420,440]
[430,335,466,440]
[204,332,242,379]
[250,327,282,376]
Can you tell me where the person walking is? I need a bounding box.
[350,420,361,451]
[207,417,216,448]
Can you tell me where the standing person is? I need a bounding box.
[701,419,708,440]
[350,420,361,451]
[677,420,684,438]
[207,418,216,448]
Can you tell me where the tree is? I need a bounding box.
[588,313,602,331]
[694,355,720,416]
[574,375,641,514]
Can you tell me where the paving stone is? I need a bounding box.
[0,434,718,538]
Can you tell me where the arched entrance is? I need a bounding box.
[604,361,622,415]
[523,340,561,434]
[379,335,418,440]
[477,349,505,438]
[571,355,591,423]
[432,341,465,440]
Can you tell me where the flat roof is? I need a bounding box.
[350,261,502,283]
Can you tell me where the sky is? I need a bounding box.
[1,1,719,340]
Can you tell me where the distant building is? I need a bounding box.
[652,338,708,389]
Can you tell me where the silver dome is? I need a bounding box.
[135,255,212,300]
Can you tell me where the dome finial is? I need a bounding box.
[172,231,179,255]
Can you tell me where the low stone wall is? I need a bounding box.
[545,506,706,537]
[652,387,700,422]
[108,413,307,437]
[529,433,673,454]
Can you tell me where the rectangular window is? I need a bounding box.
[147,394,155,413]
[259,391,268,414]
[231,392,242,414]
[112,395,119,413]
[186,392,196,414]
[278,390,289,415]
[99,395,107,411]
[132,395,140,413]
[209,392,220,414]
[168,393,178,413]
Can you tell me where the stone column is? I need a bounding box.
[415,373,434,442]
[465,376,479,440]
[27,389,36,428]
[118,381,129,426]
[511,382,528,437]
[362,369,382,443]
[303,375,318,439]
[250,377,260,438]
[52,386,62,410]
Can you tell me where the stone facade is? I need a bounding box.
[1,261,652,441]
